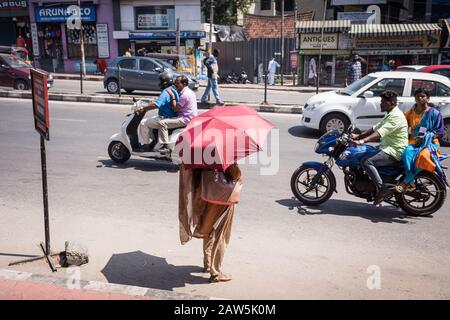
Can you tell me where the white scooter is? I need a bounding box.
[108,98,183,164]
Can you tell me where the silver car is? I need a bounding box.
[104,56,199,94]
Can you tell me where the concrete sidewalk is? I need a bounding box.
[0,88,303,114]
[0,269,211,300]
[51,73,340,93]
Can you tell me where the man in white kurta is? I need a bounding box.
[267,57,280,85]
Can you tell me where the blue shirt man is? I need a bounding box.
[154,86,179,118]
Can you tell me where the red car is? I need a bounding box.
[0,53,53,90]
[396,65,450,78]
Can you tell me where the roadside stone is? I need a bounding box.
[64,241,89,266]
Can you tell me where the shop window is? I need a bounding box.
[67,24,97,58]
[260,0,271,11]
[275,0,295,12]
[140,59,158,72]
[367,78,405,97]
[119,59,137,70]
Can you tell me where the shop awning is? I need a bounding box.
[296,20,351,33]
[349,23,441,37]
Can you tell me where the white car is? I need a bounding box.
[302,71,450,145]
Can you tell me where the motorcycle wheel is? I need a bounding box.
[108,141,131,164]
[290,165,335,205]
[396,171,446,216]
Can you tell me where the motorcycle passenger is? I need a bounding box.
[397,88,446,192]
[136,70,179,152]
[351,90,409,205]
[159,75,198,154]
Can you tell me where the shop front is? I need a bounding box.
[350,23,442,74]
[29,0,117,73]
[0,1,30,50]
[440,18,450,64]
[297,20,352,86]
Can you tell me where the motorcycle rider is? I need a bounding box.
[351,90,409,205]
[136,70,179,152]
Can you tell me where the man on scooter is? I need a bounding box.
[351,90,409,205]
[157,75,198,154]
[135,70,179,152]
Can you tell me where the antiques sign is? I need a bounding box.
[300,33,338,50]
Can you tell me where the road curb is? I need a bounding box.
[0,90,303,114]
[51,75,338,93]
[0,268,217,300]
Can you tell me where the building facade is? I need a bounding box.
[114,0,204,55]
[28,0,118,73]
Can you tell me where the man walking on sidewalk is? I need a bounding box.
[201,49,223,105]
[267,57,280,86]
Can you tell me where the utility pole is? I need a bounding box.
[176,18,180,55]
[281,0,285,86]
[294,1,298,86]
[77,0,85,94]
[209,0,214,53]
[316,0,327,95]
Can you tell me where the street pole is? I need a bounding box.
[176,18,180,55]
[316,0,327,95]
[281,0,284,86]
[208,0,214,101]
[209,0,214,53]
[294,2,298,86]
[77,0,85,94]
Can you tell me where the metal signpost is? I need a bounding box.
[9,69,57,272]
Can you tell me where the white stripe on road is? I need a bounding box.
[51,118,88,122]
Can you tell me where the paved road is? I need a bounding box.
[1,98,450,299]
[49,79,314,105]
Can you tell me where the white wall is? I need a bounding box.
[119,0,201,31]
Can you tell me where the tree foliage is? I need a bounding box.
[201,0,254,25]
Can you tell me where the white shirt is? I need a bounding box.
[308,58,317,78]
[268,59,280,74]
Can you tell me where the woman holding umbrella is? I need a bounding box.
[177,105,273,282]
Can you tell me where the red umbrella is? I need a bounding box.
[175,105,274,171]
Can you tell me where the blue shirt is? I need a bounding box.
[154,87,179,118]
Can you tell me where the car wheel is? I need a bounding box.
[440,119,450,146]
[14,79,28,90]
[320,113,350,134]
[106,79,119,94]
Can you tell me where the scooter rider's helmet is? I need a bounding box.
[159,69,174,89]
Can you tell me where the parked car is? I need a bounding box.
[0,45,31,64]
[396,64,450,78]
[301,71,450,145]
[0,53,53,90]
[103,56,199,94]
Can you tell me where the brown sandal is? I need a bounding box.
[209,273,232,282]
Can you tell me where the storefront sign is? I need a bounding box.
[96,24,109,58]
[290,52,298,69]
[31,23,39,57]
[338,33,353,50]
[137,14,168,29]
[31,69,50,140]
[129,31,206,39]
[354,34,440,50]
[300,33,338,50]
[0,1,27,9]
[354,49,439,55]
[337,12,375,24]
[35,5,96,23]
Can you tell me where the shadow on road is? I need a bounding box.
[97,159,179,173]
[101,251,207,291]
[276,197,419,224]
[288,126,320,139]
